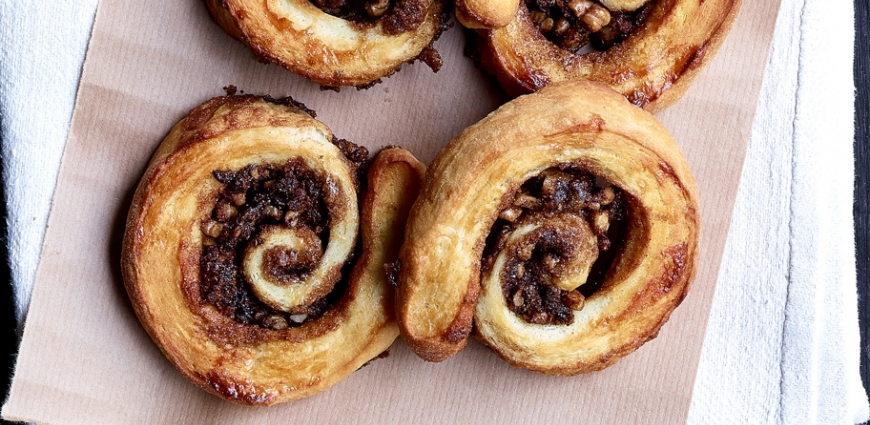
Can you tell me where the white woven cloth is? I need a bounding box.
[1,0,867,423]
[687,0,869,423]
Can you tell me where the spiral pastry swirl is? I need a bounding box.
[396,81,700,374]
[473,0,741,112]
[206,0,447,88]
[122,95,425,404]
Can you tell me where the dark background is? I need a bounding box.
[0,1,868,424]
[854,1,869,424]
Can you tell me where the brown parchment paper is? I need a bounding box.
[3,0,782,423]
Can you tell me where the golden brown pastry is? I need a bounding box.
[455,0,519,29]
[396,80,700,374]
[471,0,741,112]
[122,95,425,405]
[205,0,447,88]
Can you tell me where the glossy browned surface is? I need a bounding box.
[121,96,424,405]
[477,0,741,112]
[205,0,447,87]
[396,81,700,374]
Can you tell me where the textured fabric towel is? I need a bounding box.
[687,0,869,423]
[1,0,867,423]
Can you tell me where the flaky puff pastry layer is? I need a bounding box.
[206,0,446,88]
[396,81,700,374]
[122,96,425,405]
[455,0,520,29]
[477,0,741,112]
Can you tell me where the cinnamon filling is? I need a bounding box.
[481,166,628,326]
[200,139,368,329]
[307,0,446,83]
[525,0,653,52]
[313,0,394,21]
[312,0,429,33]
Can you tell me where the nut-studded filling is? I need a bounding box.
[481,166,628,326]
[313,0,397,21]
[200,139,368,329]
[525,0,653,52]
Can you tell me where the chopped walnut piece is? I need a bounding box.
[232,193,247,206]
[263,314,289,330]
[366,0,390,18]
[266,205,282,220]
[562,290,586,310]
[553,17,572,36]
[599,186,616,205]
[568,0,593,17]
[201,220,224,238]
[581,4,611,32]
[513,290,525,307]
[515,263,525,279]
[517,243,535,261]
[215,202,238,222]
[514,193,541,209]
[593,210,610,233]
[499,206,523,222]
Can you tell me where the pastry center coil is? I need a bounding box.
[481,167,627,326]
[200,146,365,330]
[524,0,653,52]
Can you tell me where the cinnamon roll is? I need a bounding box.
[396,80,700,374]
[122,95,425,404]
[471,0,741,112]
[205,0,448,88]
